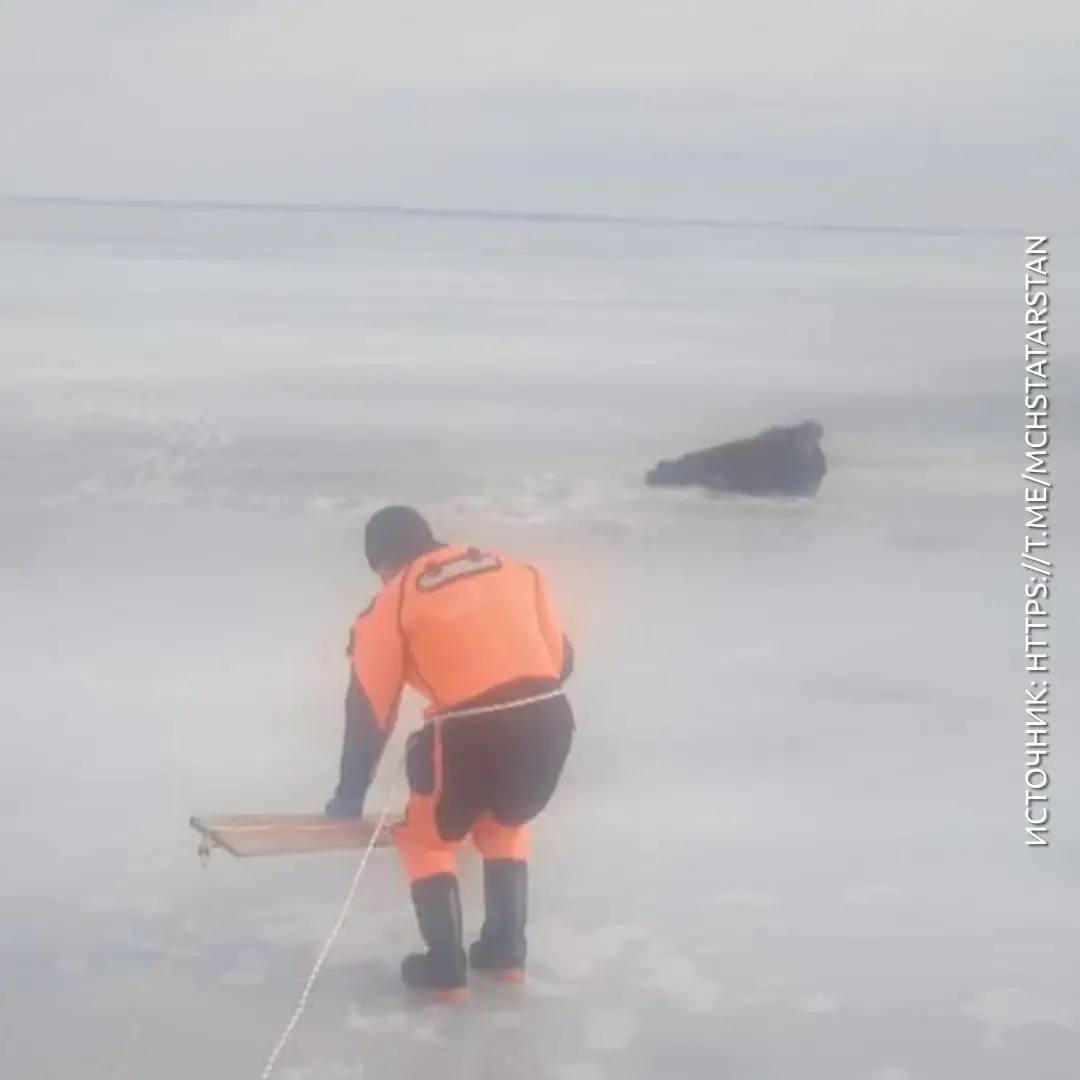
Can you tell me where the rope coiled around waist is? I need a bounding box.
[431,687,566,723]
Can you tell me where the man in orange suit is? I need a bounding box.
[326,506,575,997]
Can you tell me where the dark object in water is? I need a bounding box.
[646,420,826,497]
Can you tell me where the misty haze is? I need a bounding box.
[2,3,1079,1079]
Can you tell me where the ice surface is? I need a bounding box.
[1,202,1078,1078]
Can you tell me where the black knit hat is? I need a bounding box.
[364,506,439,572]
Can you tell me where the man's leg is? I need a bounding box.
[393,729,467,996]
[469,816,530,979]
[467,698,572,979]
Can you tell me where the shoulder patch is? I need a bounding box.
[416,549,502,592]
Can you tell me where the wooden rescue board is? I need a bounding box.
[190,813,403,858]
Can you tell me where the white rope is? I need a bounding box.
[259,770,402,1080]
[257,687,564,1076]
[433,688,565,722]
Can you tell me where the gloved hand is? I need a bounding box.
[324,794,365,818]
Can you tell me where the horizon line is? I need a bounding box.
[3,194,1011,238]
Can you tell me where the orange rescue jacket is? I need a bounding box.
[350,544,569,726]
[329,544,573,807]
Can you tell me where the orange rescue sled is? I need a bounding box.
[190,813,403,858]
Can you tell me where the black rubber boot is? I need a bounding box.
[469,859,527,980]
[401,873,467,998]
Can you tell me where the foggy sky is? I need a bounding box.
[2,0,1078,228]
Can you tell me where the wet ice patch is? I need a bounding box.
[710,646,773,671]
[584,1009,637,1053]
[794,993,841,1015]
[990,941,1060,976]
[553,1062,608,1080]
[252,902,345,947]
[520,974,579,999]
[842,885,905,905]
[710,891,778,909]
[85,893,124,915]
[59,413,227,508]
[447,473,576,525]
[533,921,646,981]
[344,1005,444,1045]
[635,945,725,1013]
[345,1007,411,1035]
[486,1010,526,1030]
[736,972,793,1006]
[104,925,200,960]
[278,1063,364,1080]
[220,967,269,987]
[310,494,350,513]
[962,986,1074,1043]
[401,1020,444,1046]
[800,674,935,707]
[322,935,396,969]
[736,990,784,1008]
